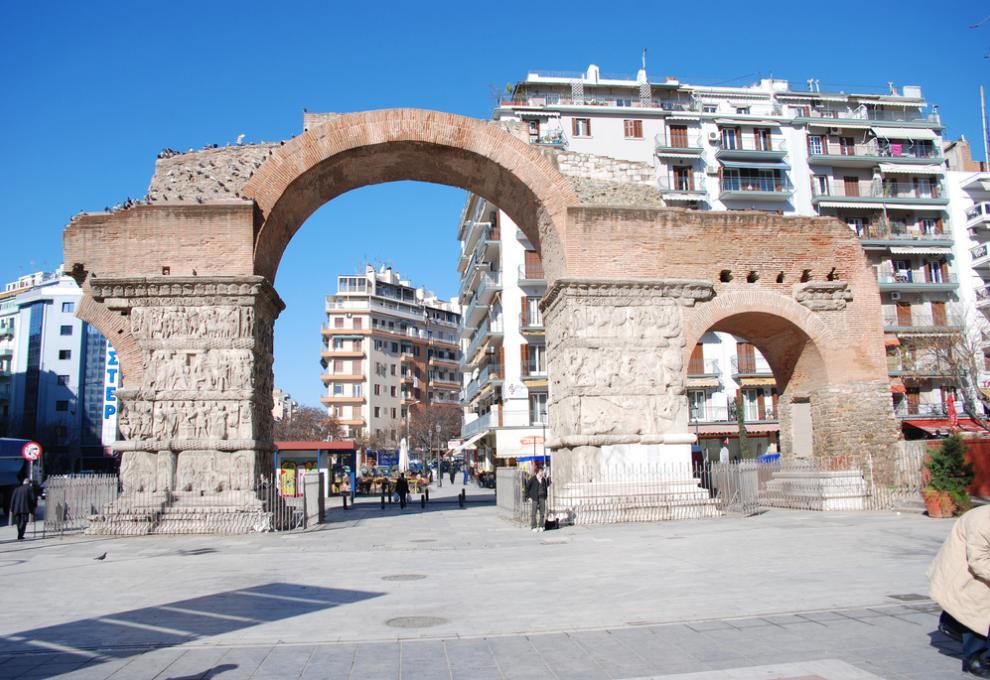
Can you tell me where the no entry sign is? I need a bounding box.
[21,441,42,461]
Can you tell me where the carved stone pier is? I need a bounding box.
[84,276,283,535]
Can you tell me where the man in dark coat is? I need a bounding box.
[10,479,37,541]
[524,466,550,532]
[395,473,409,510]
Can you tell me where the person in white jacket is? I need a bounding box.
[928,504,990,677]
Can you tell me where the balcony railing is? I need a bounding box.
[883,311,957,329]
[520,311,544,329]
[808,140,941,161]
[731,355,772,375]
[878,272,957,285]
[464,318,503,363]
[972,243,989,260]
[688,359,720,376]
[893,403,950,418]
[689,404,777,423]
[798,106,940,125]
[720,176,792,194]
[813,180,946,202]
[853,220,947,241]
[464,363,503,401]
[654,133,705,152]
[517,263,545,282]
[716,137,787,154]
[658,176,706,193]
[462,412,494,438]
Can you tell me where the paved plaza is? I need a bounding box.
[0,485,978,679]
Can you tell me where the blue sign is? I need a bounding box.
[377,451,398,466]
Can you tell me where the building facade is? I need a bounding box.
[2,268,118,472]
[461,63,961,452]
[321,265,461,449]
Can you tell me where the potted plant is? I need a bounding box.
[921,434,974,517]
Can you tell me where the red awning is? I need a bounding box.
[694,424,779,436]
[890,382,906,394]
[902,419,988,435]
[275,440,358,451]
[884,335,901,347]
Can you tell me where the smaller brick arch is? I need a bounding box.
[242,109,579,283]
[77,288,142,386]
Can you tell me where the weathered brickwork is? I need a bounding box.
[62,109,902,529]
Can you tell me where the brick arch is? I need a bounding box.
[682,289,840,391]
[76,291,142,385]
[242,109,579,283]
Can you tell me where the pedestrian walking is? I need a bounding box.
[395,474,409,510]
[928,504,990,677]
[524,466,550,532]
[10,479,37,541]
[719,439,730,464]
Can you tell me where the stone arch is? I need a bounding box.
[76,285,142,385]
[242,109,578,283]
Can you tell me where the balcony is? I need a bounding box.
[522,363,548,380]
[320,349,366,360]
[967,202,990,233]
[464,363,503,402]
[429,376,461,390]
[320,373,364,384]
[971,243,990,271]
[893,402,951,419]
[882,311,961,335]
[719,176,792,201]
[517,263,545,285]
[654,132,705,157]
[812,181,948,208]
[320,395,366,405]
[520,311,544,335]
[855,220,950,244]
[320,325,370,337]
[461,412,494,439]
[464,318,504,366]
[689,404,777,424]
[887,356,953,377]
[877,271,957,292]
[795,107,940,127]
[731,355,772,377]
[807,140,943,167]
[688,359,720,378]
[715,137,787,161]
[429,356,460,369]
[462,273,502,329]
[658,175,707,201]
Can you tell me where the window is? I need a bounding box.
[374,339,384,350]
[57,374,70,386]
[353,384,363,397]
[846,217,865,237]
[390,364,396,376]
[530,393,548,425]
[58,349,71,360]
[735,107,750,115]
[931,301,947,327]
[754,128,771,151]
[60,325,73,336]
[61,302,74,313]
[673,166,693,191]
[353,317,362,329]
[623,120,643,139]
[527,344,547,376]
[807,135,823,155]
[572,118,591,137]
[374,384,381,396]
[55,400,69,412]
[374,407,381,418]
[391,342,399,353]
[920,218,941,235]
[925,259,947,283]
[525,298,543,326]
[332,338,344,349]
[390,386,396,397]
[702,105,717,114]
[333,384,344,396]
[688,390,707,421]
[839,137,854,156]
[814,176,829,196]
[720,127,739,150]
[334,317,344,328]
[391,408,396,419]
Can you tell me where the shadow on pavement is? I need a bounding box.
[0,583,383,677]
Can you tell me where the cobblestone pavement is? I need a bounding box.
[0,499,974,679]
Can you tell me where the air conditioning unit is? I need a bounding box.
[708,131,721,143]
[705,165,720,175]
[890,291,902,301]
[828,127,842,135]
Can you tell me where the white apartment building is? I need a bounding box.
[321,265,461,452]
[3,268,118,472]
[463,63,961,452]
[272,387,297,422]
[458,196,549,471]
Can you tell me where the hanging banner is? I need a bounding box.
[101,342,120,447]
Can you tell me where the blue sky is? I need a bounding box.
[1,1,987,406]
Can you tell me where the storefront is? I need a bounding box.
[274,441,358,500]
[494,427,551,472]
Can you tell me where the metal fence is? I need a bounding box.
[43,474,302,536]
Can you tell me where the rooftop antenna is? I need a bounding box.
[981,85,990,171]
[642,48,647,70]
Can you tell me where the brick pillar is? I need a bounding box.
[88,277,282,497]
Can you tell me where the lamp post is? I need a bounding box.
[435,422,442,487]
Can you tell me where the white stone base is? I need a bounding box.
[763,468,868,511]
[86,490,283,535]
[552,442,717,524]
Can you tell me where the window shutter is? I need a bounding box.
[688,344,704,375]
[521,296,528,325]
[521,344,529,376]
[571,118,578,136]
[586,119,591,136]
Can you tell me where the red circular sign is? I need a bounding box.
[21,441,42,461]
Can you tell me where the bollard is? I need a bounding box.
[459,489,465,508]
[424,488,429,502]
[420,494,426,509]
[388,489,393,504]
[381,493,386,510]
[342,495,348,510]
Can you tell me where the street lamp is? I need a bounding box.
[435,422,442,487]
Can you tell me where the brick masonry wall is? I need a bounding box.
[147,144,278,204]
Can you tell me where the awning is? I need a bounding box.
[871,126,938,140]
[720,161,790,170]
[884,334,901,347]
[694,424,779,436]
[807,120,874,130]
[815,201,883,209]
[740,377,776,386]
[981,388,990,400]
[715,118,781,127]
[688,377,721,388]
[890,381,906,394]
[450,431,488,452]
[0,458,25,487]
[903,418,988,434]
[518,110,560,118]
[746,423,781,434]
[889,246,952,255]
[879,163,944,176]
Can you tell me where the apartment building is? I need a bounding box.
[321,265,461,449]
[464,63,961,449]
[458,196,549,471]
[2,267,118,472]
